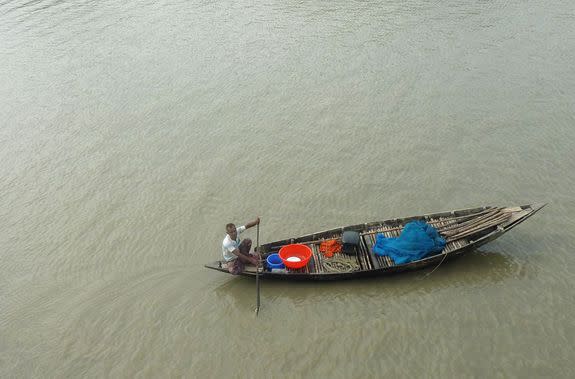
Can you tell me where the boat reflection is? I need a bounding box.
[212,248,525,307]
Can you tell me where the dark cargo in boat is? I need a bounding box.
[342,230,360,255]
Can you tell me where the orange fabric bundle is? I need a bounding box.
[319,240,342,258]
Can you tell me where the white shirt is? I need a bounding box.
[222,225,246,262]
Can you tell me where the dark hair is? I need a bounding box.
[225,223,235,231]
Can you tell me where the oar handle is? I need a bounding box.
[255,221,261,315]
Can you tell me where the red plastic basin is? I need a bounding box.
[278,244,312,269]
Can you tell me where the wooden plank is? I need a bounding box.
[447,213,511,241]
[361,235,380,269]
[360,209,493,237]
[440,208,502,234]
[312,244,322,273]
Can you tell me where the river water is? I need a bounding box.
[1,0,574,377]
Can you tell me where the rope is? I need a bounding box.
[322,257,359,273]
[423,252,448,278]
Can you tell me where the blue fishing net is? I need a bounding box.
[373,221,446,264]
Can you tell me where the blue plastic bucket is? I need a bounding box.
[266,253,285,269]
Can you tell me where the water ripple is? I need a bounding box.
[2,0,575,377]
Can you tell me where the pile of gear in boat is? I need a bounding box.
[265,221,446,272]
[372,221,446,264]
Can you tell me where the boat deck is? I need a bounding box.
[245,214,473,274]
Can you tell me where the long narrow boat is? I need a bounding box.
[205,203,546,281]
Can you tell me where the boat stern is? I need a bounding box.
[204,261,227,273]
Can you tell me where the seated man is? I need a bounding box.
[222,217,260,274]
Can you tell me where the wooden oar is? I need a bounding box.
[255,222,261,316]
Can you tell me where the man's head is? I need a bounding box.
[226,223,237,240]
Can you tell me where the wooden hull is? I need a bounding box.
[204,203,546,281]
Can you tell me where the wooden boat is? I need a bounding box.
[205,203,546,281]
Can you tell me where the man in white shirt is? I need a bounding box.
[222,217,260,274]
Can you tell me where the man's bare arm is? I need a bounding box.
[245,217,260,229]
